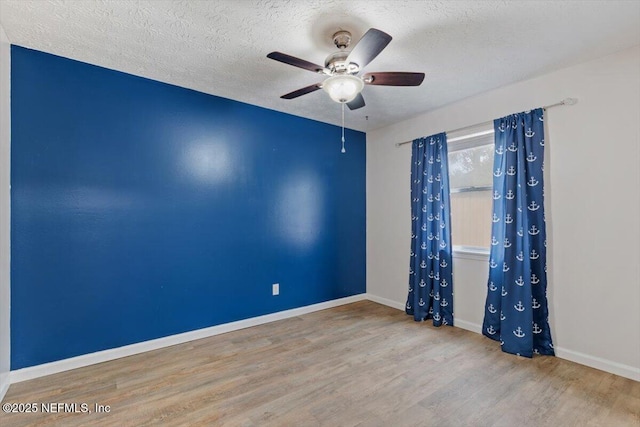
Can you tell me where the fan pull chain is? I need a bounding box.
[341,102,346,153]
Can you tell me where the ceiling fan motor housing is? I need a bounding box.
[324,51,359,74]
[324,30,360,74]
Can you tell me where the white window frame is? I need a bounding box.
[447,123,494,257]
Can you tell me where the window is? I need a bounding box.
[447,124,494,252]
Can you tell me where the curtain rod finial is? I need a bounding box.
[563,98,578,106]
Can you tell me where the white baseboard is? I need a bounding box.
[9,292,640,384]
[454,319,482,334]
[0,372,9,403]
[364,293,484,335]
[453,319,640,381]
[10,294,367,384]
[555,347,640,382]
[365,293,406,311]
[364,292,639,382]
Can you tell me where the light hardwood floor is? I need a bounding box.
[2,301,639,426]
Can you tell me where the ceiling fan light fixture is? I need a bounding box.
[322,75,364,103]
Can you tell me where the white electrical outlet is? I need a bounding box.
[272,283,279,296]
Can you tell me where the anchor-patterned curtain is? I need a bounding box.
[482,108,554,357]
[406,133,454,326]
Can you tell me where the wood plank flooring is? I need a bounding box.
[2,301,639,426]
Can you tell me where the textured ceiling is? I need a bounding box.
[1,0,639,132]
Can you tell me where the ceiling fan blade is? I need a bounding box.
[267,52,328,73]
[347,93,365,110]
[281,83,322,99]
[346,28,392,70]
[363,72,425,86]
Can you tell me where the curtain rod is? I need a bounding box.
[395,98,578,147]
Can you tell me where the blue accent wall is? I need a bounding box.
[10,46,366,370]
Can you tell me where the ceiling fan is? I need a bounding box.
[267,28,425,110]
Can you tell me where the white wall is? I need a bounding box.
[0,23,11,401]
[367,45,640,380]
